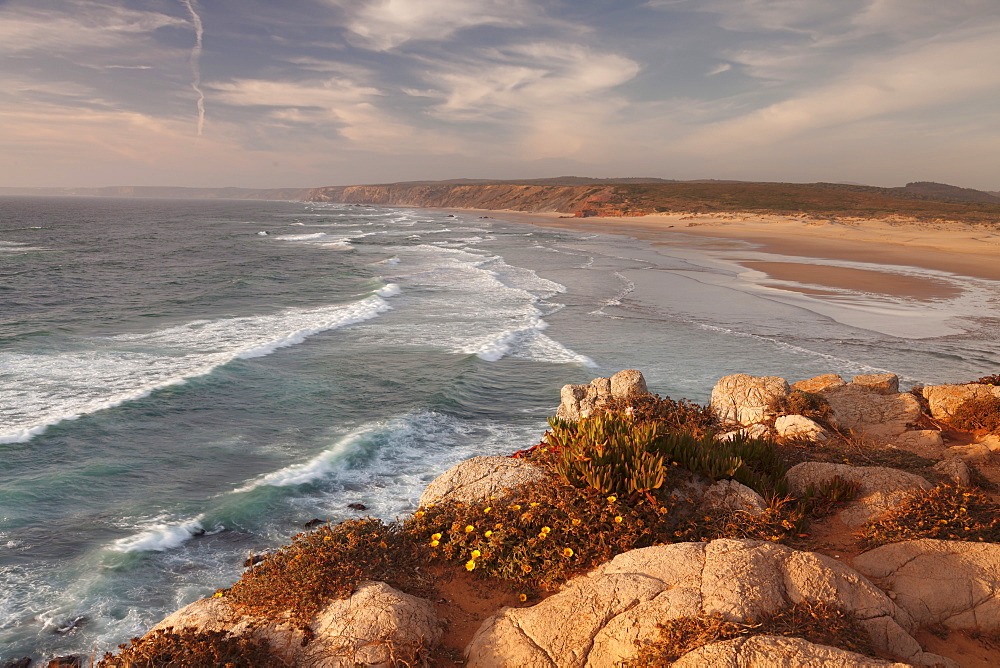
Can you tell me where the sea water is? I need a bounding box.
[1,197,998,661]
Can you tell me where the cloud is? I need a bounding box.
[676,28,1000,154]
[706,63,731,76]
[328,0,536,50]
[0,1,184,55]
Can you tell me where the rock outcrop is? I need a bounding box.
[153,581,441,667]
[819,382,922,438]
[465,539,950,667]
[791,373,846,393]
[920,383,1000,420]
[672,635,911,667]
[854,540,1000,631]
[710,374,790,427]
[774,414,830,441]
[419,456,547,507]
[555,369,649,421]
[784,462,933,527]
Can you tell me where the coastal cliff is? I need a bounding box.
[83,370,1000,667]
[306,180,1000,223]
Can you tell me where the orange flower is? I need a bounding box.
[431,533,442,541]
[614,516,623,523]
[562,548,574,558]
[465,525,475,532]
[466,560,476,571]
[519,593,528,602]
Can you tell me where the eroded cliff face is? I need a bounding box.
[306,184,646,216]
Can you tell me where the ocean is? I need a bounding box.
[1,197,998,661]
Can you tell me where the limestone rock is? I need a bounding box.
[672,635,912,667]
[466,539,940,667]
[920,383,1000,421]
[978,433,1000,452]
[852,373,900,395]
[701,480,769,516]
[784,462,932,527]
[555,369,648,420]
[774,415,830,442]
[710,374,790,426]
[947,443,994,464]
[891,430,945,459]
[820,385,922,438]
[931,458,971,486]
[419,456,546,507]
[791,373,845,393]
[153,581,441,667]
[854,540,1000,631]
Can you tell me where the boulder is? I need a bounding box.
[819,385,922,438]
[947,443,994,464]
[419,456,547,507]
[890,430,945,459]
[672,635,912,667]
[791,373,845,393]
[466,539,947,667]
[931,458,971,486]
[774,415,830,442]
[701,480,769,517]
[854,540,1000,631]
[920,383,1000,421]
[978,433,1000,452]
[710,374,790,426]
[556,369,649,420]
[784,462,933,527]
[852,373,900,395]
[152,581,441,667]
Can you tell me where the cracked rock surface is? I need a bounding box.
[419,456,547,507]
[854,539,1000,630]
[672,635,911,667]
[464,539,951,667]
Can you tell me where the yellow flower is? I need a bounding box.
[494,523,503,529]
[213,592,224,598]
[430,540,440,547]
[571,518,582,526]
[483,507,491,514]
[521,564,532,573]
[471,549,482,558]
[484,530,493,537]
[431,533,442,541]
[466,560,477,571]
[510,504,521,511]
[562,548,574,558]
[324,536,333,541]
[607,495,617,503]
[530,502,539,507]
[465,525,475,532]
[614,516,623,523]
[537,532,547,539]
[415,511,425,517]
[519,593,528,602]
[541,526,551,534]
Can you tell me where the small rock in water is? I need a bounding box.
[2,658,32,668]
[347,503,367,511]
[243,554,268,568]
[46,657,81,668]
[303,518,324,529]
[53,616,87,635]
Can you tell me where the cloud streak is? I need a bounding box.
[181,0,206,135]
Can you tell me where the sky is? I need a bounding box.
[2,0,999,190]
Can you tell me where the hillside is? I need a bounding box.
[308,180,1000,225]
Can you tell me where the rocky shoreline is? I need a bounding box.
[34,370,1000,667]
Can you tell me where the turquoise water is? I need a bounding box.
[1,197,997,661]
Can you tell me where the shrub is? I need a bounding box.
[966,374,1000,386]
[628,600,875,666]
[225,518,425,625]
[949,396,1000,432]
[859,485,1000,550]
[769,390,833,425]
[602,393,716,437]
[98,627,287,667]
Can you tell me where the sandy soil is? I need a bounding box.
[458,209,1000,299]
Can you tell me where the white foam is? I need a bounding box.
[0,296,391,444]
[273,232,327,241]
[375,283,401,297]
[111,516,206,553]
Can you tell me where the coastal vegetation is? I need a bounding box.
[96,371,1000,666]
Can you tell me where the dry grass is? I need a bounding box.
[859,485,1000,550]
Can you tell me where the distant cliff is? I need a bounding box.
[307,180,1000,223]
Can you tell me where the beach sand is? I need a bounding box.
[462,209,1000,299]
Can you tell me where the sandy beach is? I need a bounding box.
[463,209,1000,300]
